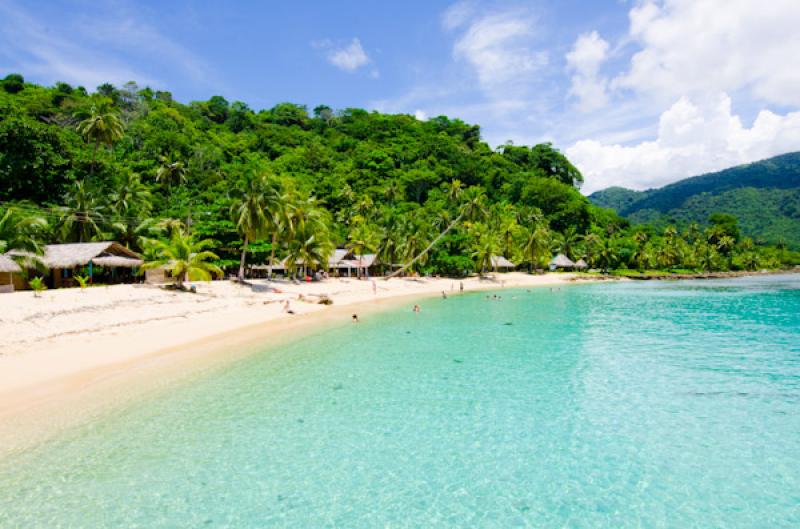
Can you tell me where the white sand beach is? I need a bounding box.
[0,273,584,443]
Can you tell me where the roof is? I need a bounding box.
[328,249,349,266]
[0,254,21,273]
[491,255,516,268]
[574,258,588,269]
[11,242,141,269]
[549,253,576,268]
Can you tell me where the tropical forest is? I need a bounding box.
[1,73,798,279]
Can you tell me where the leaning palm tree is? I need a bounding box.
[75,98,124,175]
[387,186,487,278]
[140,229,223,290]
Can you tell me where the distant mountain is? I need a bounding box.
[588,152,800,248]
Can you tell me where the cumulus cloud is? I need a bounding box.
[326,38,370,72]
[566,31,610,112]
[567,93,800,193]
[613,0,800,106]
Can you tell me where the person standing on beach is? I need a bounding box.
[352,314,359,323]
[372,279,377,295]
[460,281,464,293]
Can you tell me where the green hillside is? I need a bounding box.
[2,73,797,276]
[589,153,800,248]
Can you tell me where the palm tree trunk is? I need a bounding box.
[91,139,99,176]
[268,232,277,279]
[238,236,249,280]
[385,213,463,279]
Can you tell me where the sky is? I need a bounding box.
[1,0,800,193]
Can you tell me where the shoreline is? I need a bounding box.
[607,268,800,281]
[0,272,582,454]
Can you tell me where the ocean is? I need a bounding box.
[1,275,798,528]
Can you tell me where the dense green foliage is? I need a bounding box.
[589,153,800,248]
[1,74,797,277]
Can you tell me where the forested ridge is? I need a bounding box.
[589,152,800,248]
[1,73,797,279]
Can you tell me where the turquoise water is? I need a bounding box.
[1,275,799,528]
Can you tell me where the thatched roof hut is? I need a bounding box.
[574,258,588,270]
[549,253,576,269]
[491,255,516,270]
[0,254,21,273]
[36,242,143,269]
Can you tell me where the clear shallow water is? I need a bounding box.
[1,275,799,528]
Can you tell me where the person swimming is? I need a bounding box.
[441,291,447,299]
[413,304,421,313]
[352,314,359,323]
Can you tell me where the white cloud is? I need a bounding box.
[326,38,370,72]
[566,31,609,112]
[450,10,548,100]
[442,1,475,31]
[613,0,800,106]
[0,0,216,91]
[414,109,428,121]
[567,93,800,193]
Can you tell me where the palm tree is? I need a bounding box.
[231,172,280,280]
[523,223,551,272]
[347,222,379,278]
[110,172,151,218]
[551,227,583,260]
[57,180,106,242]
[387,186,487,278]
[141,229,223,289]
[284,208,333,277]
[596,237,619,273]
[155,154,188,188]
[0,204,48,263]
[75,98,124,175]
[469,223,500,275]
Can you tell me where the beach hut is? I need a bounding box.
[549,253,576,271]
[0,254,22,293]
[11,242,143,288]
[490,255,516,272]
[330,249,380,278]
[574,258,588,271]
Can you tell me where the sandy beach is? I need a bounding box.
[0,273,584,435]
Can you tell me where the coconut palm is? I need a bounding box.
[347,222,380,278]
[141,229,223,289]
[155,154,188,188]
[284,211,333,277]
[469,223,500,275]
[387,186,487,278]
[110,171,151,218]
[0,204,48,259]
[554,227,584,260]
[231,172,281,280]
[75,98,124,175]
[57,180,106,242]
[523,223,551,272]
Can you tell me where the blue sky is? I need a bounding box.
[2,0,800,193]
